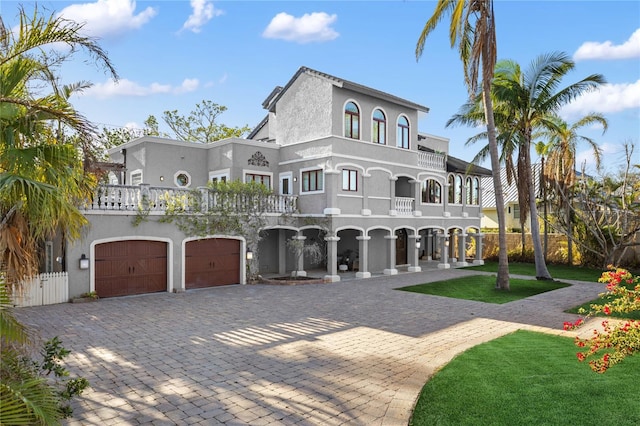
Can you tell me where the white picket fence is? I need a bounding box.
[12,272,69,307]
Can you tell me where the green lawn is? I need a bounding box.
[410,330,640,426]
[466,261,602,282]
[397,275,569,304]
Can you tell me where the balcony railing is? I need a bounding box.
[85,184,298,214]
[395,197,414,215]
[418,151,446,170]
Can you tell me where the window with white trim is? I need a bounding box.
[130,170,143,185]
[396,115,409,149]
[245,173,271,189]
[422,179,441,203]
[342,169,357,191]
[372,109,386,144]
[174,171,191,188]
[302,169,323,193]
[344,101,360,139]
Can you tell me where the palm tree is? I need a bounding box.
[538,114,608,265]
[416,0,510,290]
[0,6,118,285]
[491,53,605,276]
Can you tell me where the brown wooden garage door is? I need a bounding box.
[185,238,240,289]
[95,240,167,298]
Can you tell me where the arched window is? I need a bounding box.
[396,115,409,149]
[372,109,386,144]
[466,177,473,204]
[448,174,455,203]
[422,179,442,204]
[455,175,463,204]
[473,177,480,205]
[344,102,360,139]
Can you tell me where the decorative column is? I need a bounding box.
[324,236,340,282]
[361,173,371,216]
[457,232,469,266]
[427,231,433,261]
[292,234,307,277]
[389,176,398,216]
[356,235,371,278]
[323,169,341,215]
[474,233,485,265]
[384,234,398,275]
[278,229,287,275]
[410,179,422,216]
[408,234,422,272]
[437,233,450,269]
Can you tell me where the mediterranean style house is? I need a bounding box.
[66,66,492,298]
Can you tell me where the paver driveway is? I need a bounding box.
[14,268,603,425]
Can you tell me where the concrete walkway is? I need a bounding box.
[14,268,604,426]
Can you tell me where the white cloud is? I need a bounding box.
[79,78,200,98]
[263,12,339,43]
[576,142,625,173]
[57,0,157,38]
[574,28,640,60]
[560,79,640,117]
[181,0,223,33]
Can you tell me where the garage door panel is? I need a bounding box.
[95,240,167,298]
[185,238,240,289]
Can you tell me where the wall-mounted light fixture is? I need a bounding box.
[79,254,89,270]
[159,176,164,182]
[293,177,298,182]
[246,249,253,261]
[416,240,421,250]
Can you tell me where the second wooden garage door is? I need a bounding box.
[185,238,240,289]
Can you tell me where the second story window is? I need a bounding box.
[466,177,473,204]
[342,169,358,191]
[344,102,360,139]
[422,179,441,203]
[245,173,271,189]
[302,169,323,192]
[455,175,463,204]
[448,174,455,203]
[473,177,480,205]
[397,115,409,149]
[372,109,386,144]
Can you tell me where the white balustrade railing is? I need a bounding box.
[395,197,414,215]
[86,185,297,214]
[418,151,446,170]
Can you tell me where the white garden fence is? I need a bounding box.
[12,272,69,307]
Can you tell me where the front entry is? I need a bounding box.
[395,229,407,265]
[185,238,240,289]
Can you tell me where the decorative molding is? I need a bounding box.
[248,151,269,167]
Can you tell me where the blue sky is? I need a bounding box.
[4,0,639,173]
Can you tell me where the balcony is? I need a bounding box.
[395,197,414,215]
[418,151,446,170]
[84,184,298,214]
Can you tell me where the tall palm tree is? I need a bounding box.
[416,0,510,290]
[490,52,606,277]
[538,114,608,264]
[0,6,118,285]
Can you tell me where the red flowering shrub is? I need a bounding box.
[569,266,640,373]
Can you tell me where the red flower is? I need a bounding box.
[577,353,586,362]
[603,306,611,315]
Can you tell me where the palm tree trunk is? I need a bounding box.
[482,85,510,290]
[524,142,552,279]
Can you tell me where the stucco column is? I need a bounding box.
[292,235,307,277]
[384,234,398,275]
[324,236,340,282]
[323,169,341,215]
[361,173,371,216]
[437,233,450,269]
[457,232,469,267]
[408,234,421,272]
[389,176,397,216]
[443,182,450,210]
[474,233,485,265]
[356,235,371,278]
[427,232,433,261]
[410,179,422,217]
[278,229,287,275]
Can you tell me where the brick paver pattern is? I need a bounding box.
[15,268,603,425]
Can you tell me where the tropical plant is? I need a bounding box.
[0,6,118,286]
[416,0,510,290]
[537,113,608,265]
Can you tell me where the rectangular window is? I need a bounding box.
[130,171,142,185]
[302,169,323,192]
[245,173,271,189]
[342,169,357,191]
[514,205,520,219]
